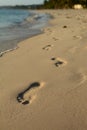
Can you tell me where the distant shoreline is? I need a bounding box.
[0,4,43,9]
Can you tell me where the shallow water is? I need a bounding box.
[0,8,50,54]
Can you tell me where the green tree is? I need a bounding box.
[43,0,87,8]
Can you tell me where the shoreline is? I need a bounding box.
[0,10,52,58]
[0,32,42,58]
[0,9,87,130]
[0,9,50,56]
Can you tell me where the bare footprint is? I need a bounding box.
[44,28,54,35]
[51,57,67,67]
[43,44,54,51]
[68,71,87,92]
[73,35,82,40]
[66,16,72,19]
[52,37,59,41]
[17,82,45,105]
[66,71,87,95]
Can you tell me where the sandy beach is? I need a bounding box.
[0,9,87,130]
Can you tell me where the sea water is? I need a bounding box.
[0,8,50,55]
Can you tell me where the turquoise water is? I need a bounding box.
[0,8,50,54]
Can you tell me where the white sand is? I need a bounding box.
[0,9,87,130]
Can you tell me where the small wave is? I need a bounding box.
[0,10,51,57]
[26,14,43,23]
[0,46,18,57]
[33,14,43,20]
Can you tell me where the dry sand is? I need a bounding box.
[0,9,87,130]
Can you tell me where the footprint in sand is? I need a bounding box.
[66,16,72,19]
[43,44,54,51]
[17,82,44,105]
[73,35,82,40]
[46,28,52,32]
[69,71,87,87]
[52,37,59,41]
[51,57,67,67]
[44,28,54,35]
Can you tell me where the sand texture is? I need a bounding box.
[0,9,87,130]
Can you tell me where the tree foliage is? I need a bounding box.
[43,0,87,8]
